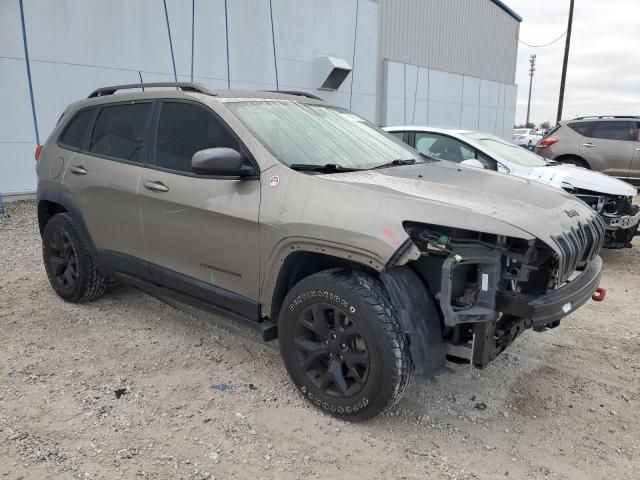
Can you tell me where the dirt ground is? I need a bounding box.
[1,200,638,480]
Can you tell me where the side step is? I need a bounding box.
[106,270,278,342]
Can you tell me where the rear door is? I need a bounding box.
[61,101,153,273]
[139,100,261,314]
[579,120,634,178]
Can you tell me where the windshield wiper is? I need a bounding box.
[289,163,362,173]
[371,158,418,169]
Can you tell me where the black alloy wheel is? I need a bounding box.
[42,213,108,303]
[46,229,78,291]
[294,303,370,398]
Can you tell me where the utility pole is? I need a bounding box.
[557,0,574,123]
[526,54,536,127]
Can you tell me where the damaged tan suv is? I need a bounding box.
[37,83,606,421]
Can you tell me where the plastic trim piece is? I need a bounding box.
[381,266,446,378]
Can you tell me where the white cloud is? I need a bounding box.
[507,0,640,126]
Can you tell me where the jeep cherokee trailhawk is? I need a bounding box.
[37,83,606,421]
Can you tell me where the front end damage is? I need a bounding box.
[570,188,639,248]
[383,216,605,373]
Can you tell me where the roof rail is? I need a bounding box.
[88,82,215,98]
[573,115,640,120]
[264,90,324,101]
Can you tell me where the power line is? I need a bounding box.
[518,31,567,48]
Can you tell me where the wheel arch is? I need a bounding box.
[555,154,591,169]
[264,240,384,322]
[37,199,67,235]
[37,188,96,255]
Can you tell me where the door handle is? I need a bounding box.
[635,148,640,152]
[143,181,170,192]
[69,165,87,175]
[582,143,595,148]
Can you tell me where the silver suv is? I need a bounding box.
[37,83,606,420]
[537,116,640,183]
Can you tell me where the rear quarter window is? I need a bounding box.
[89,103,152,163]
[59,108,96,149]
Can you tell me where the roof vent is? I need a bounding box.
[315,56,352,91]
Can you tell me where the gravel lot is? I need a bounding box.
[1,200,639,479]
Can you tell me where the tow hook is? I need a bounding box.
[592,287,606,302]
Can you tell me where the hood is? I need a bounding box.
[320,160,598,246]
[527,164,637,197]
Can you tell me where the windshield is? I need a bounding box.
[463,132,548,167]
[513,129,529,135]
[225,100,421,170]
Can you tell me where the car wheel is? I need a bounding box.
[279,269,413,421]
[42,213,107,303]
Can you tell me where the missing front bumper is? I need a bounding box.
[446,256,602,368]
[602,207,640,248]
[496,255,602,327]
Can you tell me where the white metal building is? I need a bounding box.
[0,0,521,194]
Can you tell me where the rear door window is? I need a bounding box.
[154,101,241,174]
[567,121,596,137]
[89,103,152,162]
[59,108,96,150]
[590,121,633,141]
[415,132,476,163]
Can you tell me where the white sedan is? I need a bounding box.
[513,128,542,148]
[384,126,640,248]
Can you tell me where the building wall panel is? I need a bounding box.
[379,0,520,84]
[382,59,517,138]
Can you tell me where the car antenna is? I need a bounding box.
[138,71,145,92]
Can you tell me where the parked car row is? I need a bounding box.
[513,128,543,149]
[36,84,610,421]
[386,125,640,249]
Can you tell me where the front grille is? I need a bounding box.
[552,214,605,284]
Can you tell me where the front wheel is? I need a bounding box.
[279,269,413,421]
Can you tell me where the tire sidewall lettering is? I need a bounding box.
[288,290,352,313]
[304,388,369,414]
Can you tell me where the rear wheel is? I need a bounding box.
[279,269,413,421]
[42,213,107,303]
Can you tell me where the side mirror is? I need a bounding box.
[191,148,256,178]
[460,159,485,169]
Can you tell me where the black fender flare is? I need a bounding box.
[381,265,446,377]
[37,187,97,256]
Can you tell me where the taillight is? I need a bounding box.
[35,145,43,161]
[537,138,558,148]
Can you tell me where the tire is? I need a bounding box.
[42,213,107,303]
[559,156,590,169]
[279,269,413,421]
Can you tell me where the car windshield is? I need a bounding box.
[225,100,421,170]
[464,132,548,167]
[513,129,529,135]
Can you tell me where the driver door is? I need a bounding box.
[139,100,261,317]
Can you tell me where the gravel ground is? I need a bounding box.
[1,200,638,479]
